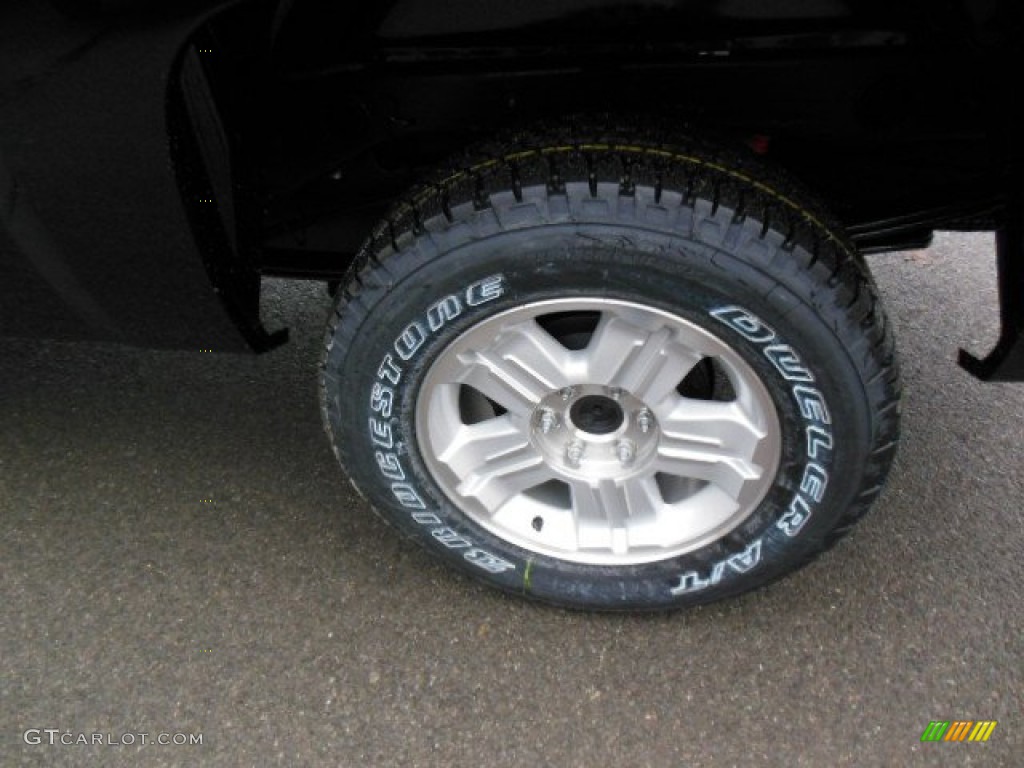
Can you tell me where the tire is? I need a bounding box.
[320,123,901,611]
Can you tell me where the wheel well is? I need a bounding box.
[185,0,1008,283]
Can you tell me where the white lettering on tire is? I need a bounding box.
[669,538,764,596]
[364,274,516,575]
[669,306,836,596]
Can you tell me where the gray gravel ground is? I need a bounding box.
[1,232,1021,767]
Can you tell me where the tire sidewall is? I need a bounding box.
[328,223,871,609]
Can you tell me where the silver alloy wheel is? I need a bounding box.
[416,298,781,565]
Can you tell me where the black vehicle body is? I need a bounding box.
[2,0,1022,377]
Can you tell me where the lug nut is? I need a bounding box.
[635,408,653,434]
[538,409,559,434]
[565,439,585,467]
[616,439,636,466]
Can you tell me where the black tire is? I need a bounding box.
[320,124,901,611]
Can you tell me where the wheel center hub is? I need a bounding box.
[569,395,624,435]
[530,385,659,478]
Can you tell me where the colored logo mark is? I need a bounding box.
[920,721,997,742]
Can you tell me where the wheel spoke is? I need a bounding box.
[570,478,629,554]
[621,473,666,523]
[655,399,770,502]
[442,415,553,513]
[584,314,704,405]
[456,319,573,417]
[568,475,664,555]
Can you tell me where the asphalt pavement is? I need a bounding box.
[1,232,1021,767]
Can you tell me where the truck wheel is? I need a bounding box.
[319,126,901,610]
